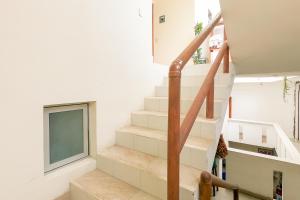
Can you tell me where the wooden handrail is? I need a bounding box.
[179,42,228,151]
[200,171,273,200]
[167,12,225,200]
[167,10,272,200]
[169,13,222,74]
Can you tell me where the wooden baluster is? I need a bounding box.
[233,188,239,200]
[200,171,212,200]
[206,80,214,119]
[229,96,232,118]
[223,28,229,73]
[168,61,181,200]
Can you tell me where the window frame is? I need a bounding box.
[44,104,89,172]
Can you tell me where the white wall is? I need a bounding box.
[231,79,300,139]
[153,0,195,65]
[153,0,221,65]
[195,0,220,26]
[227,148,300,200]
[0,1,167,199]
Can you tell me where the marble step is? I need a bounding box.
[116,126,214,170]
[181,63,234,76]
[155,85,231,100]
[131,110,221,140]
[162,74,234,87]
[97,145,202,200]
[144,97,226,118]
[70,169,159,200]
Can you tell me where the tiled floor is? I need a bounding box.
[56,189,258,200]
[70,170,159,200]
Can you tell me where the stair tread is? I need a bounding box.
[98,145,202,191]
[145,96,225,103]
[163,74,234,83]
[71,169,159,200]
[132,110,219,123]
[118,126,213,150]
[180,63,234,75]
[156,84,231,88]
[167,74,233,77]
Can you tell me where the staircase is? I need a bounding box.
[69,64,235,200]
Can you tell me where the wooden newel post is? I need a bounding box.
[168,60,182,200]
[233,188,239,200]
[206,80,214,119]
[200,171,212,200]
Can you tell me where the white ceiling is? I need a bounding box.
[219,0,300,75]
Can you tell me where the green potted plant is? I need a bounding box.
[192,22,206,64]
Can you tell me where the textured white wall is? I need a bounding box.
[0,0,167,199]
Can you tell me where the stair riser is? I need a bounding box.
[181,64,221,75]
[131,113,221,140]
[144,98,225,118]
[155,86,231,99]
[181,64,233,76]
[96,155,198,200]
[116,131,212,170]
[163,75,233,87]
[70,184,98,200]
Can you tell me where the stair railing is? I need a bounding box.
[167,12,273,200]
[200,171,273,200]
[167,12,228,200]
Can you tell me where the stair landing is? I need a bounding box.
[68,174,258,200]
[70,170,159,200]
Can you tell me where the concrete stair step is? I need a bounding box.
[97,145,202,200]
[155,85,231,99]
[144,97,226,118]
[181,63,235,76]
[131,110,221,140]
[116,126,215,170]
[163,74,234,87]
[70,169,159,200]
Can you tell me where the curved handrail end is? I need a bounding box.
[200,171,212,184]
[169,58,184,77]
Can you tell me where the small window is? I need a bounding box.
[44,104,88,172]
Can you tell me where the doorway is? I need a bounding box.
[273,171,283,200]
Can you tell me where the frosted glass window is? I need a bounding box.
[44,104,88,172]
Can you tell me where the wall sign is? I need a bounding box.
[159,15,166,23]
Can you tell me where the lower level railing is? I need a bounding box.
[199,171,273,200]
[225,118,300,161]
